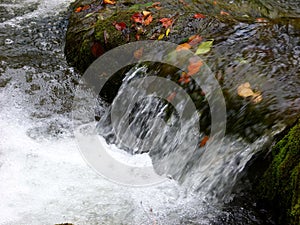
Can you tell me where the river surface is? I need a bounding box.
[0,0,299,224]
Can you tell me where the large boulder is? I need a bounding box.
[257,120,300,225]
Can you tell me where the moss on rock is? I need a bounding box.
[258,120,300,225]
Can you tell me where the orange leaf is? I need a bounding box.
[187,57,203,76]
[213,1,217,5]
[104,0,116,5]
[220,10,230,16]
[200,136,209,147]
[159,18,173,28]
[143,14,153,26]
[193,13,206,19]
[187,35,203,46]
[75,7,82,12]
[131,12,144,23]
[178,72,191,84]
[176,43,191,51]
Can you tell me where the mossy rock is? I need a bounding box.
[258,120,300,225]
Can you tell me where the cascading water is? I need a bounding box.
[0,0,299,224]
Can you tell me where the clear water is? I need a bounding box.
[0,0,299,224]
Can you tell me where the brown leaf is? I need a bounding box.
[82,5,90,10]
[187,35,203,46]
[220,10,230,16]
[237,82,254,98]
[134,47,143,59]
[187,57,203,76]
[152,2,162,10]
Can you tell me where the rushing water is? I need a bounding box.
[0,0,299,224]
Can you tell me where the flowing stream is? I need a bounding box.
[0,0,299,224]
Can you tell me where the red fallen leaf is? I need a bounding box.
[160,18,173,28]
[91,41,104,58]
[113,21,126,31]
[104,0,116,5]
[135,34,141,41]
[75,7,82,12]
[178,72,191,84]
[193,13,206,19]
[131,12,144,24]
[82,5,90,10]
[220,10,230,16]
[187,57,203,76]
[187,34,203,46]
[143,14,153,26]
[176,43,191,51]
[166,92,176,102]
[200,136,209,147]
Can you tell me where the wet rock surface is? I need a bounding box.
[65,2,300,223]
[65,0,300,141]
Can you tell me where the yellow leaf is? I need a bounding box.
[166,28,170,37]
[142,11,151,17]
[158,34,165,40]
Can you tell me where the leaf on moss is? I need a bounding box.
[131,12,144,23]
[113,21,127,31]
[143,14,153,26]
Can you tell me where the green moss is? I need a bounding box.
[94,12,132,50]
[258,120,300,225]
